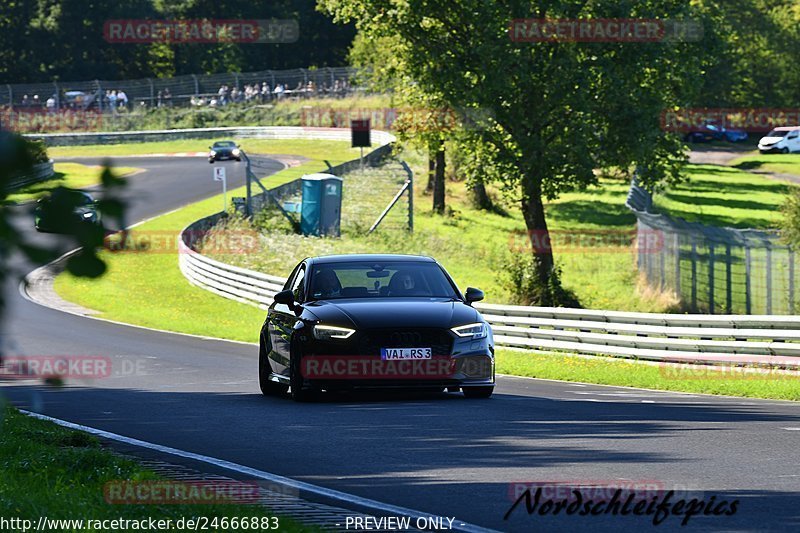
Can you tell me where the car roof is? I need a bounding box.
[771,126,800,131]
[307,254,437,266]
[213,140,236,144]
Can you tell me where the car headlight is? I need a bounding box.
[313,324,355,340]
[451,322,488,339]
[82,212,94,219]
[210,150,217,156]
[232,148,241,156]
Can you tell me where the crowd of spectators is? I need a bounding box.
[6,78,355,113]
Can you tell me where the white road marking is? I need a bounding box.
[20,410,497,533]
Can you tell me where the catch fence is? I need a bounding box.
[627,181,796,314]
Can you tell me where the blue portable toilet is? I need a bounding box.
[300,173,343,237]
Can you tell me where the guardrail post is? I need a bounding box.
[766,245,773,315]
[690,237,698,312]
[725,243,732,314]
[745,246,752,314]
[708,243,715,314]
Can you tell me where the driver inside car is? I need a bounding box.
[311,270,342,299]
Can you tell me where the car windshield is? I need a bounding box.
[307,261,459,300]
[213,141,236,148]
[767,130,789,137]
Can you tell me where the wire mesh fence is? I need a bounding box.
[0,67,360,111]
[239,156,411,236]
[627,180,796,314]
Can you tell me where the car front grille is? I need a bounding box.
[357,328,453,357]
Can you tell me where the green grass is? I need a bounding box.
[54,139,361,343]
[652,164,792,229]
[0,405,310,531]
[497,349,800,401]
[730,152,800,176]
[7,163,140,203]
[48,138,364,161]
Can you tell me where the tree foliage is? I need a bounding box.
[321,0,708,305]
[0,0,355,82]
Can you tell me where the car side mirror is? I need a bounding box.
[465,287,484,304]
[273,289,295,307]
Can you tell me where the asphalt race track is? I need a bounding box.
[3,155,800,532]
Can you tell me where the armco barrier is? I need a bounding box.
[6,160,54,192]
[27,126,395,147]
[180,230,800,368]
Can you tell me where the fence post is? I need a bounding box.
[725,243,732,314]
[53,81,59,110]
[191,74,199,95]
[691,237,698,312]
[766,245,773,315]
[674,232,681,297]
[148,79,154,107]
[270,70,276,89]
[6,84,11,108]
[790,250,796,314]
[95,80,102,112]
[708,243,715,314]
[404,162,414,232]
[659,235,666,290]
[745,246,752,315]
[234,73,240,89]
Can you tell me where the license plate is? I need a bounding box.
[381,347,432,360]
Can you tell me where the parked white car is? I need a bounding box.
[758,127,800,153]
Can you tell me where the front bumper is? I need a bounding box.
[297,328,495,390]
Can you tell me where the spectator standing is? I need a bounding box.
[163,88,172,107]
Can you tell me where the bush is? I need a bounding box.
[503,251,581,308]
[780,187,800,249]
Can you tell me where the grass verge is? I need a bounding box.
[0,405,309,530]
[729,152,800,177]
[497,349,800,401]
[8,163,140,203]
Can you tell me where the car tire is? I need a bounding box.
[259,340,288,397]
[463,386,494,399]
[290,347,315,402]
[782,148,790,154]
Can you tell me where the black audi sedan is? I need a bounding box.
[259,254,495,401]
[208,140,242,163]
[34,189,101,232]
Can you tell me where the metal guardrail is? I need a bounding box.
[27,126,396,147]
[179,240,800,368]
[6,160,54,192]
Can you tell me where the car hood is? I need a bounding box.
[303,298,480,330]
[759,136,783,145]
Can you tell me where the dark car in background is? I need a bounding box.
[208,140,242,163]
[685,120,748,143]
[259,254,495,401]
[34,189,101,232]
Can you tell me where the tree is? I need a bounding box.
[320,0,707,304]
